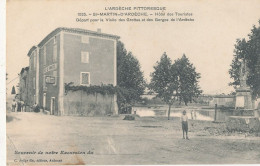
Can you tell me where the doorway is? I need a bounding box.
[43,93,46,111]
[50,97,55,115]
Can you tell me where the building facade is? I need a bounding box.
[25,27,119,115]
[27,46,38,106]
[18,67,29,103]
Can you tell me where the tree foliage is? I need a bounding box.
[150,52,178,105]
[117,41,146,106]
[149,53,178,119]
[150,53,202,119]
[174,54,202,105]
[65,83,117,95]
[229,20,260,99]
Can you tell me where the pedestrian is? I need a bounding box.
[191,110,194,120]
[33,103,40,112]
[17,101,21,112]
[11,99,16,112]
[20,100,24,112]
[180,110,189,140]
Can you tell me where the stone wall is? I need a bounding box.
[226,116,260,132]
[209,96,235,107]
[233,109,255,116]
[63,90,118,116]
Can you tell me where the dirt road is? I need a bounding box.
[6,112,260,165]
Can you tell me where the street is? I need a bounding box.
[6,112,260,165]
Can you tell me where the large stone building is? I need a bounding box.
[23,27,120,115]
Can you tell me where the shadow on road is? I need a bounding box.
[6,115,20,123]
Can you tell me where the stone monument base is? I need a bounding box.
[226,116,260,132]
[235,86,253,109]
[255,110,260,117]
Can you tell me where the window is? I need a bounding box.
[80,72,90,85]
[53,44,57,62]
[81,36,89,43]
[81,52,89,63]
[43,46,46,65]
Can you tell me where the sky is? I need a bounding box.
[5,0,260,95]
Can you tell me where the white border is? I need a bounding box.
[0,0,6,165]
[114,40,117,86]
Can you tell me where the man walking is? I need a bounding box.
[180,110,189,140]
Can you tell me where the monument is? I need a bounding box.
[235,59,253,110]
[227,59,260,132]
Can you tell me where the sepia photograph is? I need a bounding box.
[4,0,260,165]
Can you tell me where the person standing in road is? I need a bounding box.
[20,100,25,112]
[180,110,189,140]
[11,99,16,112]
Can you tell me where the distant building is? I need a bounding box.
[25,27,120,115]
[195,95,214,105]
[18,67,29,103]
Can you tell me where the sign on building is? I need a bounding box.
[44,63,57,73]
[45,76,55,84]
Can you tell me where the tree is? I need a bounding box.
[150,52,178,120]
[174,54,202,105]
[117,41,146,110]
[11,86,16,94]
[150,53,202,120]
[229,20,260,99]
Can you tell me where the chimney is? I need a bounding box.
[97,28,101,33]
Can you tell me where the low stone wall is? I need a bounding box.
[63,90,118,116]
[232,109,255,116]
[226,116,260,132]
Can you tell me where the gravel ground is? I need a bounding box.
[6,112,260,165]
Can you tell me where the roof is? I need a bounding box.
[20,66,29,75]
[37,27,120,47]
[27,46,37,57]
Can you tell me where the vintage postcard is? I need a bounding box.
[5,0,260,165]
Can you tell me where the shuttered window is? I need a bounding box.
[80,72,90,85]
